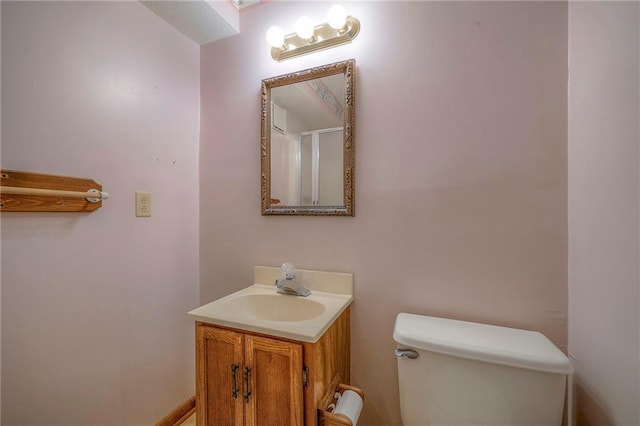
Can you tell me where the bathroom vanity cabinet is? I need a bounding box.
[195,308,350,426]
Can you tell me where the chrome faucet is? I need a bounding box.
[275,263,311,297]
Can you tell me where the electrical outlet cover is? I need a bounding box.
[135,191,151,217]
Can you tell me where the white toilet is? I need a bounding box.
[393,313,573,426]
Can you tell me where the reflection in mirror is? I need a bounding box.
[261,60,355,216]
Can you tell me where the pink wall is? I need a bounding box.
[1,2,199,424]
[568,2,640,425]
[200,2,568,424]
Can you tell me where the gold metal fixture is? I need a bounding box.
[268,9,360,62]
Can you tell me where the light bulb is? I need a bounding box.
[295,16,315,40]
[327,5,347,30]
[266,26,285,48]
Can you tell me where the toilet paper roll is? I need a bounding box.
[333,390,363,425]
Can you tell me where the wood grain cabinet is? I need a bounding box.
[196,308,350,426]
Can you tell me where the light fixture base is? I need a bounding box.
[271,16,360,62]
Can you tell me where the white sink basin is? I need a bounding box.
[188,283,353,343]
[220,294,326,321]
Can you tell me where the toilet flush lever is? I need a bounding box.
[395,348,419,359]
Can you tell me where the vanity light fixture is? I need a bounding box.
[266,5,360,61]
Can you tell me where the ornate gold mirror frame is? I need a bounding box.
[261,59,355,216]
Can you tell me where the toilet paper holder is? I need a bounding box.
[320,383,365,426]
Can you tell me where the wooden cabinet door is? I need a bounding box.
[196,326,244,426]
[244,335,304,426]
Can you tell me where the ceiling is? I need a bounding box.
[230,0,261,8]
[141,0,261,46]
[273,74,345,131]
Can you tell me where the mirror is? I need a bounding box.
[261,59,355,216]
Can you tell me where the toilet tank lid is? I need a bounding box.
[393,313,573,374]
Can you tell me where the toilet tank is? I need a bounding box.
[393,313,573,426]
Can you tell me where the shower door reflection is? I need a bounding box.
[299,128,344,206]
[271,127,343,207]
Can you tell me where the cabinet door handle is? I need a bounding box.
[243,366,252,403]
[231,364,239,399]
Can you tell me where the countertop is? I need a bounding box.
[188,283,353,343]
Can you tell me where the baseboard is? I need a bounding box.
[155,395,196,426]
